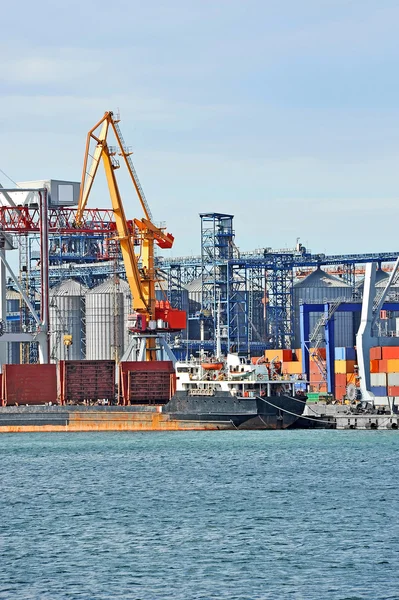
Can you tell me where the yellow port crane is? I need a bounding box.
[75,111,185,359]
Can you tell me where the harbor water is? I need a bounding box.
[0,430,398,599]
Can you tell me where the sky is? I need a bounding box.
[1,0,399,258]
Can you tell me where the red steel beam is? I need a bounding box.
[0,206,135,235]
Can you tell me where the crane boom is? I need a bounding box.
[75,111,186,353]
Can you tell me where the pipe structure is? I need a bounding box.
[356,262,377,402]
[39,189,50,361]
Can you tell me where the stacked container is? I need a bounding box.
[334,347,357,400]
[370,346,399,397]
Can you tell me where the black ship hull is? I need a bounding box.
[163,390,305,430]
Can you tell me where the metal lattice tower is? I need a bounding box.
[265,253,294,349]
[200,213,235,350]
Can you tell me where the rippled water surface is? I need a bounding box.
[1,430,399,599]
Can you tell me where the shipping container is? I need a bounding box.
[370,386,387,397]
[335,373,347,387]
[370,347,382,361]
[387,373,399,387]
[283,362,303,375]
[264,349,292,363]
[381,346,399,360]
[386,359,399,373]
[59,360,115,405]
[371,373,387,387]
[370,359,380,373]
[2,364,57,406]
[335,347,357,361]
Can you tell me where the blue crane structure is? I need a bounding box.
[159,213,399,354]
[24,211,399,357]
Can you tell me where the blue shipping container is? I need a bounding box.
[370,386,387,397]
[334,347,356,361]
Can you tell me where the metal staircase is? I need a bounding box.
[308,297,345,381]
[112,118,153,221]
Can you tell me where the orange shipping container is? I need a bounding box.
[388,386,399,397]
[387,359,399,373]
[381,346,399,360]
[370,347,382,361]
[283,362,303,375]
[370,359,380,373]
[346,373,356,384]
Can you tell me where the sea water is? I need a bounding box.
[0,430,398,600]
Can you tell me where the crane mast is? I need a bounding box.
[75,111,185,360]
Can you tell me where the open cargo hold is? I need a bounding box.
[2,364,57,406]
[119,361,175,405]
[59,360,115,405]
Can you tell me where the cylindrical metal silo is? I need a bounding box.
[293,268,354,348]
[85,277,132,360]
[49,279,87,361]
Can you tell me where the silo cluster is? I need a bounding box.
[49,277,132,363]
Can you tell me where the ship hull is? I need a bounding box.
[163,390,304,430]
[0,392,305,433]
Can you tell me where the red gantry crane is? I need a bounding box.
[75,111,186,360]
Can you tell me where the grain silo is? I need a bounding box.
[49,279,87,361]
[293,268,354,348]
[85,277,132,360]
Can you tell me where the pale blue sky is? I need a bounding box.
[1,0,398,257]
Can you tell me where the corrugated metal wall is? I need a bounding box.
[293,268,354,348]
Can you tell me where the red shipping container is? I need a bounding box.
[310,348,326,360]
[335,386,347,401]
[335,374,347,387]
[382,346,399,360]
[2,364,57,406]
[310,360,324,373]
[119,361,175,405]
[282,349,293,362]
[388,386,399,397]
[370,347,382,361]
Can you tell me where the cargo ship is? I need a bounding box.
[0,355,307,433]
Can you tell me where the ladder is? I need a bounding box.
[112,119,153,222]
[308,297,345,382]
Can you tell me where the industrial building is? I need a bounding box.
[1,113,399,374]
